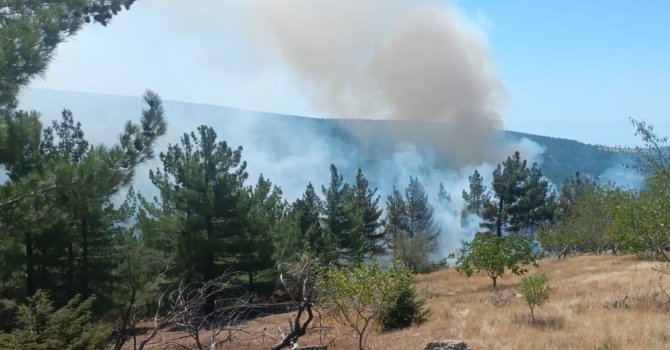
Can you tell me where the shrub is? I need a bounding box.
[520,271,552,323]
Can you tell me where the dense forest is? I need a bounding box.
[1,2,669,350]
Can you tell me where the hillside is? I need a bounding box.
[18,89,636,190]
[130,255,670,349]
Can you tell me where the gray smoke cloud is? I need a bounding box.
[255,0,506,166]
[258,0,503,123]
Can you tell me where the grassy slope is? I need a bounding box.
[133,255,670,349]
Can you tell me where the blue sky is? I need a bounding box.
[457,1,670,145]
[28,0,670,147]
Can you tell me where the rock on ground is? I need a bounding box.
[424,340,471,350]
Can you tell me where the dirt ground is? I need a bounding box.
[126,255,670,350]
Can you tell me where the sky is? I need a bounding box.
[27,0,670,147]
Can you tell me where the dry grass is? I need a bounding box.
[130,255,670,350]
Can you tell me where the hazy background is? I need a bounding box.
[24,0,670,147]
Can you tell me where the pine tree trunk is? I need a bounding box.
[496,197,504,237]
[81,217,89,296]
[67,242,75,298]
[25,232,35,297]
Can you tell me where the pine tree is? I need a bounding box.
[393,177,439,272]
[0,93,165,306]
[558,171,597,217]
[0,1,136,112]
[321,165,361,263]
[481,152,528,237]
[437,183,451,206]
[139,125,248,284]
[352,169,384,257]
[481,152,555,237]
[405,177,438,240]
[510,165,556,235]
[462,169,487,215]
[384,187,407,256]
[233,175,283,291]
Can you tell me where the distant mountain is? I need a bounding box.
[18,88,639,196]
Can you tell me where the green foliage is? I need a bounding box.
[384,177,439,273]
[462,169,488,216]
[352,168,385,257]
[321,164,364,263]
[539,185,626,257]
[520,271,551,322]
[140,125,249,283]
[604,119,670,261]
[378,274,429,332]
[0,290,110,350]
[453,233,536,287]
[317,261,415,350]
[0,1,136,112]
[481,152,555,237]
[609,180,670,259]
[0,91,166,312]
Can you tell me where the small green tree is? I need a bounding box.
[452,233,536,287]
[317,261,413,350]
[378,274,429,332]
[0,290,110,350]
[520,271,551,323]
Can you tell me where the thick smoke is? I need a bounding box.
[258,1,503,123]
[257,0,505,166]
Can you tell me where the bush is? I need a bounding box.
[520,271,552,323]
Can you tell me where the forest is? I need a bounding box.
[1,2,670,350]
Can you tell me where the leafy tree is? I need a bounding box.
[317,261,414,350]
[452,233,536,287]
[520,271,551,323]
[0,290,110,350]
[630,118,670,182]
[462,169,487,215]
[539,186,625,257]
[609,181,670,260]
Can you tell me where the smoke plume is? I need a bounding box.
[256,0,505,165]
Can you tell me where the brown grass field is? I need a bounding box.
[130,255,670,350]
